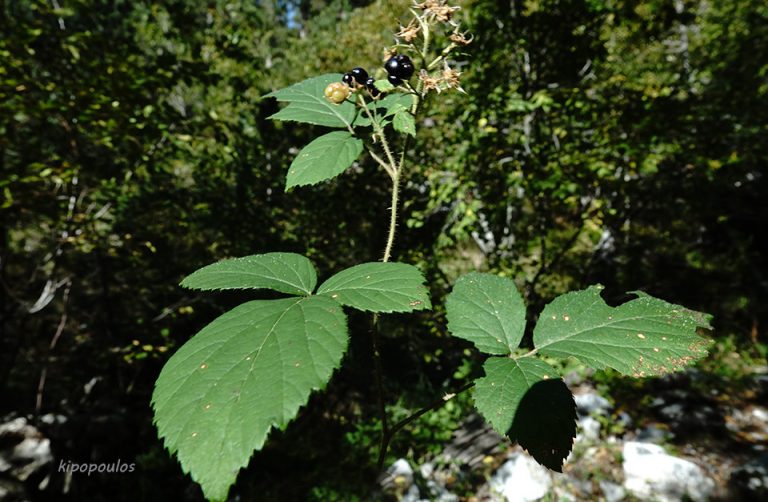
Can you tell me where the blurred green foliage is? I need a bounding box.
[1,0,765,499]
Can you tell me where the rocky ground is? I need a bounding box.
[2,366,766,501]
[379,365,768,501]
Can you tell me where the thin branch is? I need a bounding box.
[35,280,71,414]
[377,381,475,469]
[368,148,395,179]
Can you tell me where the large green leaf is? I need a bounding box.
[152,296,348,501]
[266,74,355,128]
[508,375,576,472]
[180,253,317,296]
[533,286,712,377]
[317,262,431,313]
[286,131,363,189]
[474,357,576,471]
[474,357,559,434]
[445,272,527,355]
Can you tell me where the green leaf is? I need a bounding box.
[266,74,355,128]
[474,357,559,435]
[286,131,363,189]
[533,285,712,377]
[508,373,576,471]
[180,253,317,296]
[445,272,527,355]
[317,262,431,313]
[392,110,416,137]
[373,79,395,92]
[352,93,412,128]
[375,93,414,117]
[152,296,348,501]
[474,357,576,471]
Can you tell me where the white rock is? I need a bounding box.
[389,458,414,483]
[574,393,611,416]
[578,416,601,442]
[622,442,715,502]
[599,480,626,502]
[401,483,421,502]
[752,408,768,423]
[489,452,552,502]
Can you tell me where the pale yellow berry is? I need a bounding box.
[324,82,350,104]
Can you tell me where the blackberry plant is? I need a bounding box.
[151,2,712,500]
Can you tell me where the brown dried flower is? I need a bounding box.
[419,69,442,93]
[441,64,462,89]
[449,31,473,46]
[415,0,461,24]
[396,20,421,43]
[383,47,397,62]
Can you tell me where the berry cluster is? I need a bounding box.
[325,55,417,104]
[342,67,380,97]
[384,55,414,86]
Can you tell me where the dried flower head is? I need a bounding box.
[441,63,464,93]
[441,65,460,87]
[415,0,461,24]
[396,20,421,43]
[419,69,442,93]
[449,30,473,46]
[383,47,397,62]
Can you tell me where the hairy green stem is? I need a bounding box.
[367,14,439,467]
[382,173,400,263]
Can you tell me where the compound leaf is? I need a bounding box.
[446,272,527,355]
[317,262,431,313]
[266,74,355,128]
[533,285,712,377]
[152,296,348,501]
[286,131,363,189]
[474,357,576,472]
[180,253,317,296]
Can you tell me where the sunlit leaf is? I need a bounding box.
[152,296,348,501]
[534,286,712,377]
[266,74,355,128]
[180,253,317,296]
[317,262,431,312]
[446,272,527,355]
[286,131,363,189]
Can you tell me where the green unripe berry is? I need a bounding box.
[324,82,351,104]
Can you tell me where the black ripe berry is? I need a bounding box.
[384,54,415,80]
[342,72,354,87]
[387,74,402,86]
[365,77,380,97]
[350,67,369,85]
[384,57,400,76]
